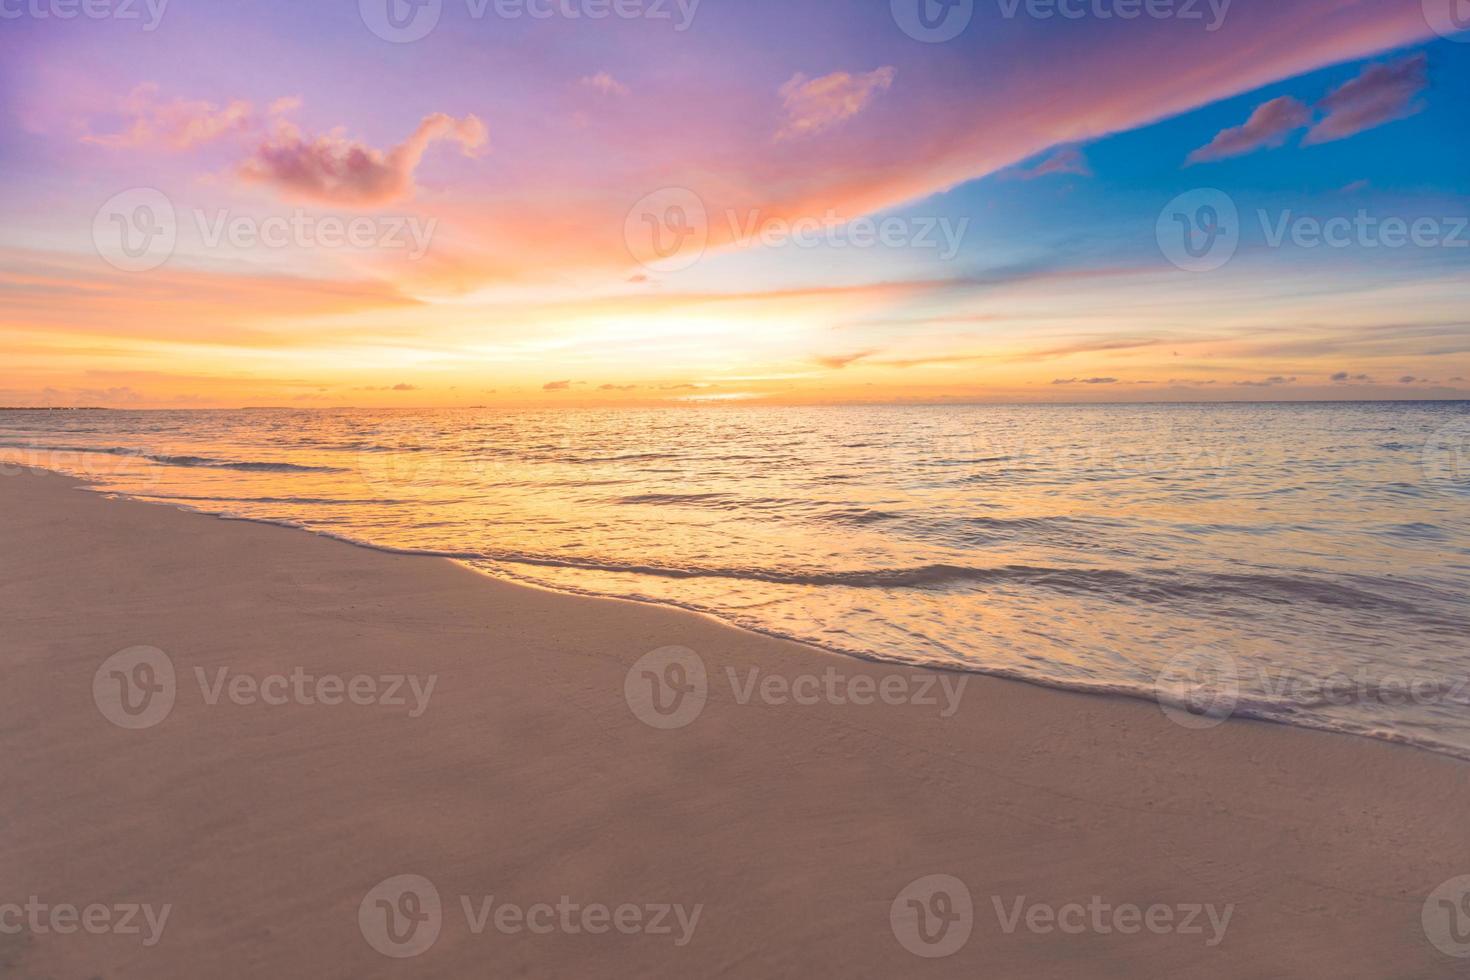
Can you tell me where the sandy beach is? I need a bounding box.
[2,465,1468,978]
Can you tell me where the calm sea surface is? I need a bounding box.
[4,403,1469,755]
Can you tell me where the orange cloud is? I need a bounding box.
[814,349,881,369]
[0,248,421,344]
[775,67,895,140]
[84,83,253,150]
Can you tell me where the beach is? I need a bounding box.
[0,464,1466,977]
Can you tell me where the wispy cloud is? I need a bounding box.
[1187,96,1311,164]
[1013,147,1092,179]
[581,72,629,97]
[83,83,253,150]
[1232,375,1298,387]
[775,67,894,140]
[1026,338,1161,360]
[814,349,881,369]
[1304,54,1428,145]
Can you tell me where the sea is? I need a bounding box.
[3,402,1468,756]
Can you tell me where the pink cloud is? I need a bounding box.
[239,111,488,207]
[1303,54,1428,145]
[1187,96,1312,164]
[775,67,895,140]
[582,72,629,96]
[56,0,1433,294]
[84,83,253,150]
[82,87,486,209]
[1015,147,1092,179]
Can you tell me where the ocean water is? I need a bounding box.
[4,403,1469,756]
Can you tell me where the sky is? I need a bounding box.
[1,0,1467,407]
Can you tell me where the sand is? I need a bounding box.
[2,466,1468,978]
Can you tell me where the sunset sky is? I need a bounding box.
[2,0,1467,407]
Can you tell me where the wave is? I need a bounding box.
[0,442,346,473]
[612,492,736,506]
[134,499,1452,622]
[144,493,415,506]
[460,557,1470,762]
[450,550,1462,624]
[62,475,1470,762]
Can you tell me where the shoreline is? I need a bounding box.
[4,398,1470,410]
[3,466,1469,977]
[39,461,1470,765]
